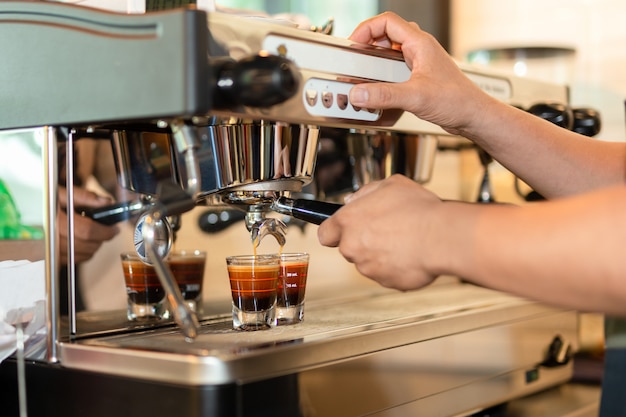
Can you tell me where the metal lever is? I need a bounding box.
[143,211,199,341]
[271,197,342,225]
[476,148,495,203]
[141,181,199,341]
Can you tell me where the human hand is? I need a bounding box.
[57,186,120,264]
[317,175,448,290]
[348,12,495,137]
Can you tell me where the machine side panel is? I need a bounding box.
[0,3,210,129]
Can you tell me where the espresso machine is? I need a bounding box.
[0,2,587,416]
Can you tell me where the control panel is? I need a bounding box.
[303,78,381,121]
[262,34,407,123]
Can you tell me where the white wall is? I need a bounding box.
[451,0,626,142]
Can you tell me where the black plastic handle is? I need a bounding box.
[289,199,343,225]
[212,54,299,108]
[527,102,574,130]
[77,201,143,225]
[572,107,602,137]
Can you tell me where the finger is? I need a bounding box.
[58,186,113,210]
[317,215,341,248]
[344,180,384,204]
[58,186,68,209]
[349,12,419,47]
[72,187,113,208]
[72,215,119,241]
[349,81,413,112]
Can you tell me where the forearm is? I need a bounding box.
[461,97,626,198]
[439,185,626,315]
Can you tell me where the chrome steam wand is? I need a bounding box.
[142,208,199,341]
[139,120,202,341]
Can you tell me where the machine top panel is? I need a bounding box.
[0,2,569,134]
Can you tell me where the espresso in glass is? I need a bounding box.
[226,254,279,331]
[121,253,167,320]
[277,253,309,324]
[168,250,206,313]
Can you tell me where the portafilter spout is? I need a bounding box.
[247,211,287,248]
[222,191,288,247]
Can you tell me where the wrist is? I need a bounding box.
[454,94,508,144]
[425,201,483,279]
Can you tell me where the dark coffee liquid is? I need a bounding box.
[277,262,308,307]
[228,264,278,311]
[169,257,206,300]
[122,260,166,304]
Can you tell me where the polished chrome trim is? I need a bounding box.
[43,126,59,362]
[66,129,77,335]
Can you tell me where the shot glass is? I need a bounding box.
[168,250,206,314]
[226,254,280,331]
[277,253,309,325]
[120,252,167,321]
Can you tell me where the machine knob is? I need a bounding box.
[133,213,173,263]
[212,54,299,108]
[527,102,574,130]
[572,107,602,137]
[541,335,572,368]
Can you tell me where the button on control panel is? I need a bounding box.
[302,78,382,121]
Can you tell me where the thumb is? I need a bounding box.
[317,217,341,248]
[349,82,407,110]
[72,187,113,208]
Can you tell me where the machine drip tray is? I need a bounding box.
[60,283,576,386]
[2,282,580,416]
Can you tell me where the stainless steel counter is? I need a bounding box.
[61,282,575,385]
[506,383,601,417]
[50,281,580,416]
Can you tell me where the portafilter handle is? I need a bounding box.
[271,197,343,225]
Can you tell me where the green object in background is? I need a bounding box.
[0,178,44,239]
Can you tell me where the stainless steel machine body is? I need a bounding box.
[0,2,580,416]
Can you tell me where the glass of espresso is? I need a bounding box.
[226,254,280,331]
[277,253,309,325]
[168,250,207,315]
[120,252,167,321]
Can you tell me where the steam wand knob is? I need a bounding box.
[211,54,299,108]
